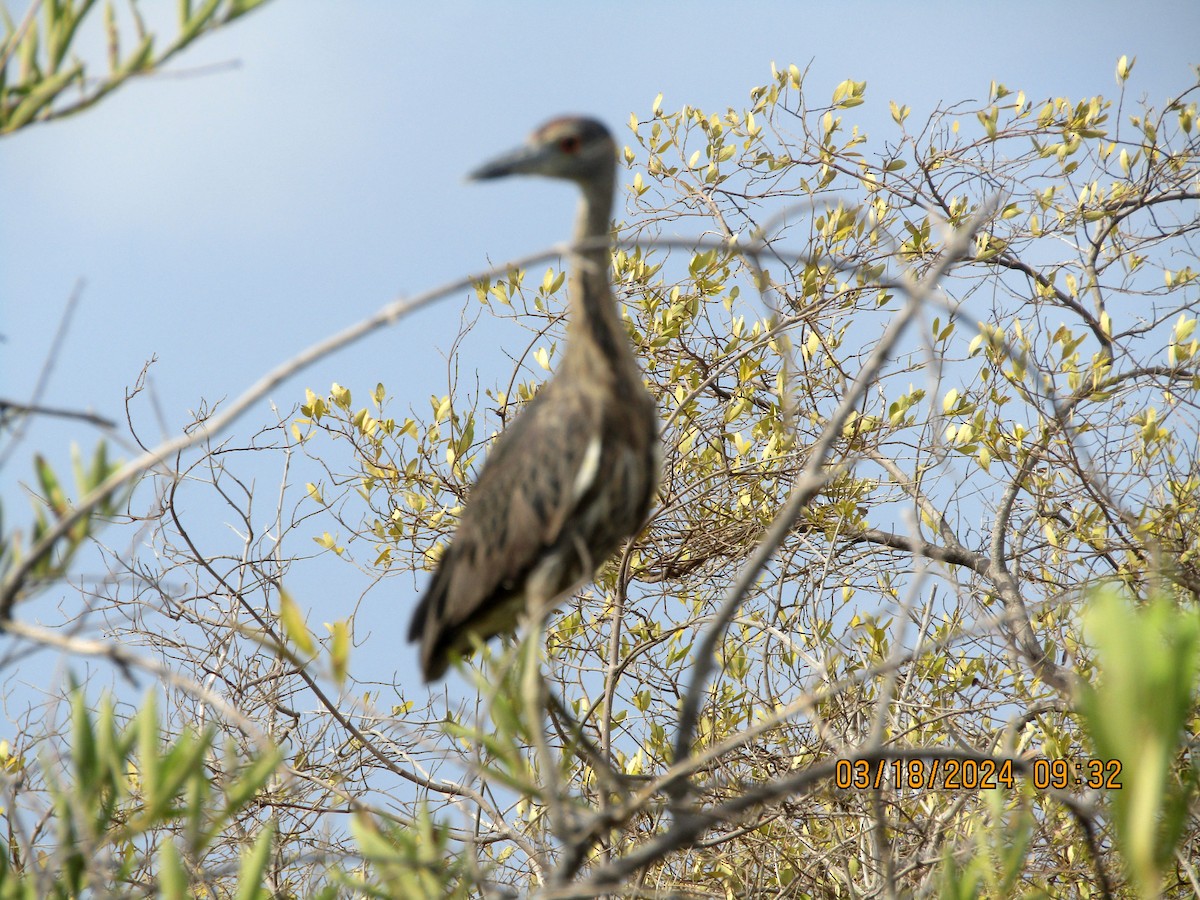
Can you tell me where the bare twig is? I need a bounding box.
[0,279,86,470]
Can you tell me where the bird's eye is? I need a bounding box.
[559,135,581,154]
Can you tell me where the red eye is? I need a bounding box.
[559,135,581,154]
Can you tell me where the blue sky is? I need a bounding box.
[1,0,1197,697]
[5,1,1197,440]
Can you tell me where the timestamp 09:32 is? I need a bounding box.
[834,757,1124,792]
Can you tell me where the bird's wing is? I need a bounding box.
[446,380,600,601]
[407,381,601,666]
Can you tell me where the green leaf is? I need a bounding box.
[4,59,79,131]
[35,455,69,518]
[136,694,162,817]
[329,618,350,687]
[227,0,271,20]
[1078,589,1200,897]
[158,840,189,900]
[278,586,315,656]
[70,684,97,787]
[179,0,222,43]
[234,821,276,900]
[218,745,282,827]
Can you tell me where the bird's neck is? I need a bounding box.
[564,173,640,385]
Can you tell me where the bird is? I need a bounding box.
[407,116,660,682]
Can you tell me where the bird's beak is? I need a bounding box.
[468,141,553,181]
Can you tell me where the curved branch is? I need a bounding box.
[849,527,989,574]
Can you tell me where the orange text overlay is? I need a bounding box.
[834,757,1123,792]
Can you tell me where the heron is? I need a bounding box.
[408,116,660,683]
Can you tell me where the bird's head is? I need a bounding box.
[469,116,615,185]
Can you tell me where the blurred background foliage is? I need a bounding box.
[3,3,1200,895]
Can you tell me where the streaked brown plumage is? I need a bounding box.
[407,116,659,682]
